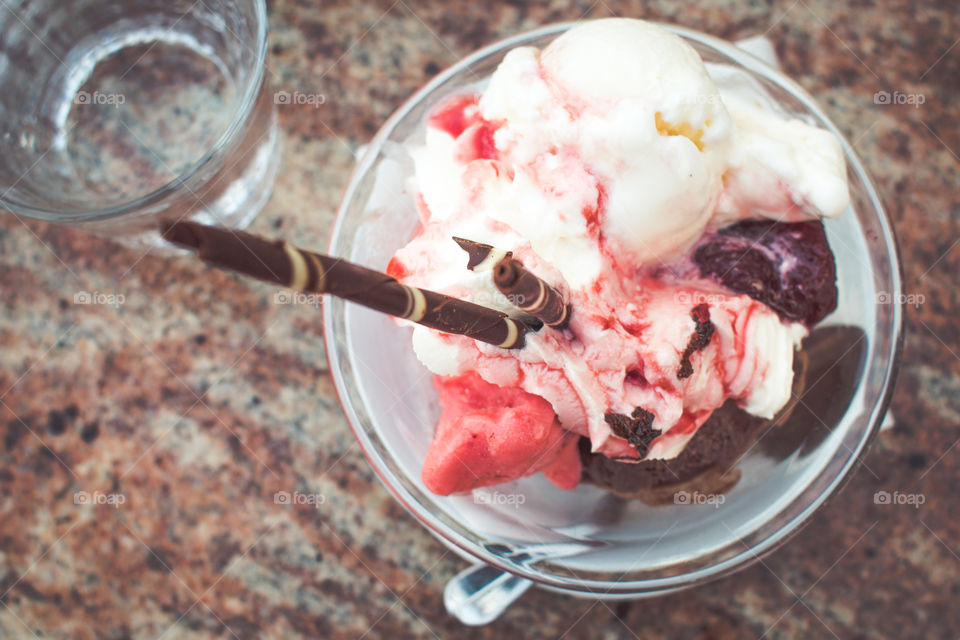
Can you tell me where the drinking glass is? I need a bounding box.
[0,0,278,247]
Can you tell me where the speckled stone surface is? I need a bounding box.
[1,1,958,638]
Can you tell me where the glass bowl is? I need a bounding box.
[323,22,902,599]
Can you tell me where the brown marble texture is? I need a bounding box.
[1,0,958,638]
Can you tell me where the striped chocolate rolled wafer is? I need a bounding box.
[453,237,572,330]
[163,221,529,349]
[493,258,572,329]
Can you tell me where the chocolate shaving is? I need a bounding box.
[452,237,512,272]
[677,303,715,379]
[605,407,658,457]
[163,221,529,349]
[605,413,636,440]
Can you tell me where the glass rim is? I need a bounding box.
[324,21,904,596]
[1,0,269,224]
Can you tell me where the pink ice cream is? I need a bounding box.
[388,19,849,495]
[422,373,582,495]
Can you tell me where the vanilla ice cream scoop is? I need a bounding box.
[477,19,734,276]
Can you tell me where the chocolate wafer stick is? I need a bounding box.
[454,237,572,330]
[163,221,529,349]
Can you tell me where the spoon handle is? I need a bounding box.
[443,563,533,626]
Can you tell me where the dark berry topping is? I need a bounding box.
[693,219,838,326]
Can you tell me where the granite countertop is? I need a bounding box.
[1,1,958,638]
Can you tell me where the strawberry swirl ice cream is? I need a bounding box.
[386,19,849,496]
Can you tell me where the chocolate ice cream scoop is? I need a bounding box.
[579,325,866,502]
[580,330,809,500]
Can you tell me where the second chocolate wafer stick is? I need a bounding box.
[454,237,572,330]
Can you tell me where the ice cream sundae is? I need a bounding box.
[383,18,849,497]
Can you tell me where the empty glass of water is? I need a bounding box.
[0,0,278,247]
